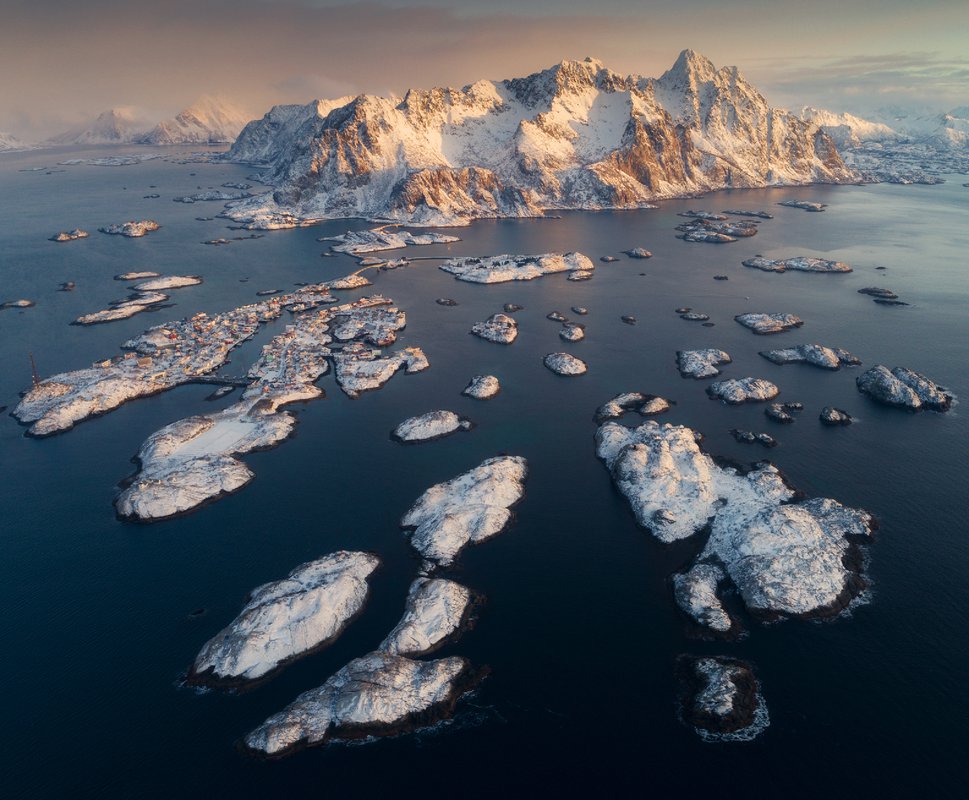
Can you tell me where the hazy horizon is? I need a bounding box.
[2,0,967,140]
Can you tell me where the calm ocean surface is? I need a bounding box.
[1,146,967,798]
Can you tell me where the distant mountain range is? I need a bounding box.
[801,105,969,182]
[2,97,251,150]
[223,50,856,228]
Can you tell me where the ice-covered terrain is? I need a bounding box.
[224,50,854,228]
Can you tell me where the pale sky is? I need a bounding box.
[2,0,967,139]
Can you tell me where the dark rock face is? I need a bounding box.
[765,402,803,423]
[676,655,767,740]
[820,406,854,426]
[858,287,898,299]
[730,429,778,447]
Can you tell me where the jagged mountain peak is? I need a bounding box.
[663,49,719,84]
[225,52,854,228]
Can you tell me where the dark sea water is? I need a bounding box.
[1,146,967,799]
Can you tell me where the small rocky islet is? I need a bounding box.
[856,365,952,411]
[471,312,518,344]
[462,374,500,399]
[98,219,161,237]
[707,377,780,405]
[391,410,473,443]
[677,349,732,379]
[735,312,804,335]
[742,256,851,274]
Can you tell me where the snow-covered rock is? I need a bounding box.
[735,312,803,335]
[115,271,160,280]
[188,551,379,686]
[730,429,777,447]
[742,256,851,273]
[441,252,593,283]
[244,651,475,757]
[327,227,460,254]
[132,275,201,292]
[50,229,89,242]
[677,218,759,240]
[707,377,779,405]
[595,421,793,543]
[224,51,854,228]
[722,209,773,219]
[595,392,670,422]
[764,402,802,424]
[392,410,473,443]
[471,313,518,344]
[173,189,253,204]
[820,406,854,426]
[559,323,585,342]
[74,292,170,326]
[625,247,652,258]
[778,200,826,211]
[140,96,249,145]
[333,343,427,397]
[462,375,500,399]
[696,497,872,619]
[677,656,768,741]
[760,344,860,370]
[401,455,527,566]
[115,401,298,520]
[597,420,874,623]
[677,349,732,378]
[856,365,952,411]
[379,578,473,656]
[673,564,732,633]
[99,220,160,238]
[543,352,587,376]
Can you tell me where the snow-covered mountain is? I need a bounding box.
[140,96,249,145]
[46,107,152,146]
[0,131,32,151]
[801,105,969,182]
[226,50,854,228]
[799,107,898,149]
